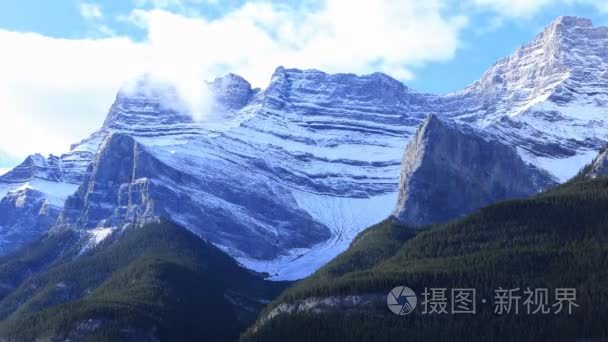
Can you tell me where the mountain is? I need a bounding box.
[436,16,608,180]
[0,153,88,255]
[241,174,608,342]
[0,221,287,341]
[37,69,419,279]
[1,16,608,279]
[393,114,556,226]
[0,188,59,255]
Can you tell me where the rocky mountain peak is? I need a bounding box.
[534,15,607,66]
[528,16,594,55]
[0,186,58,256]
[0,153,63,183]
[393,114,556,227]
[548,16,593,31]
[99,76,194,137]
[264,66,412,112]
[209,73,254,110]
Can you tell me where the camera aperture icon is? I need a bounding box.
[387,286,417,315]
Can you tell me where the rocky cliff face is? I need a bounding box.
[394,115,556,226]
[209,73,256,111]
[0,188,59,255]
[583,147,608,178]
[0,153,86,255]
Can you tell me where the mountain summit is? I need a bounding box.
[393,115,555,226]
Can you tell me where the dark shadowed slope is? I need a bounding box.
[0,221,288,342]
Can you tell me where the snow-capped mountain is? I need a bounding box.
[0,153,89,255]
[438,16,608,181]
[1,16,607,279]
[53,69,419,278]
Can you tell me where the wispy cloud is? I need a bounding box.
[125,0,468,85]
[79,1,115,36]
[0,30,143,158]
[80,2,104,19]
[0,0,469,159]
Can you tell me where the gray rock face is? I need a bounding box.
[393,115,556,227]
[584,147,608,178]
[210,73,256,111]
[0,153,87,256]
[1,154,62,183]
[57,132,330,259]
[0,188,59,255]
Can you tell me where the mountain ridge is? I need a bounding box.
[1,15,607,279]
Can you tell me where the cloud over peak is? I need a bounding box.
[3,0,607,163]
[0,0,469,160]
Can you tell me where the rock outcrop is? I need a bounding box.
[393,115,556,226]
[0,188,59,255]
[583,147,608,178]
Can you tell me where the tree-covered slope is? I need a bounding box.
[0,222,288,341]
[242,177,608,342]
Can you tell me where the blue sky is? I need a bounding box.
[0,0,607,172]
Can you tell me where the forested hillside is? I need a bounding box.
[242,176,608,342]
[0,222,288,341]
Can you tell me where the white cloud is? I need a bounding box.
[128,0,467,85]
[0,0,467,162]
[80,2,104,19]
[0,31,144,158]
